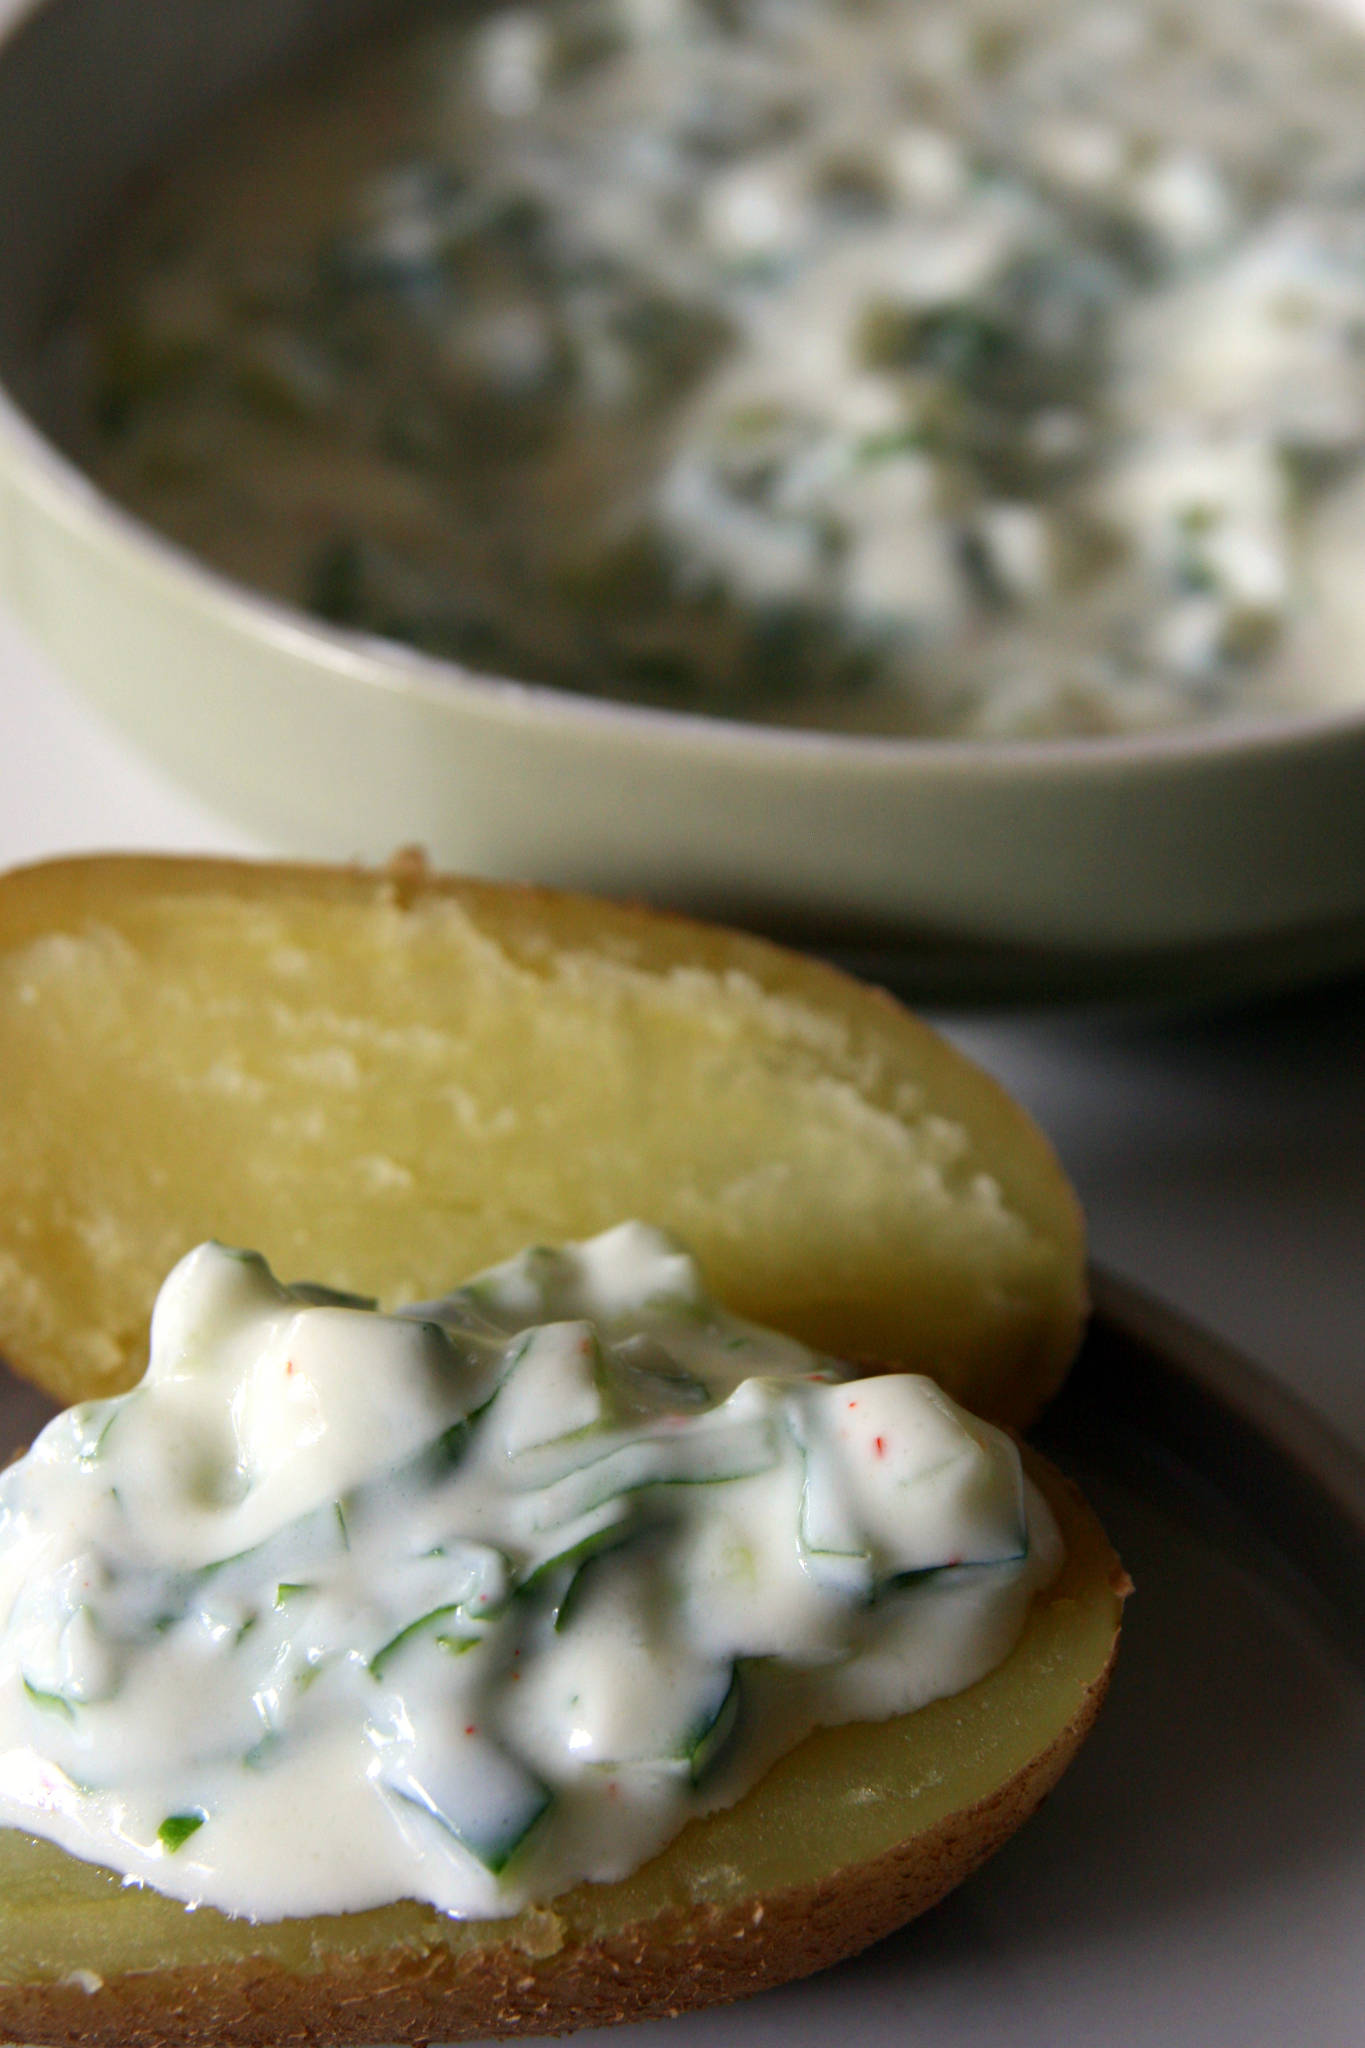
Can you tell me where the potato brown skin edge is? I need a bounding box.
[0,1467,1126,2048]
[0,1714,1106,2048]
[0,855,1109,2040]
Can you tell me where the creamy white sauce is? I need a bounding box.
[55,0,1365,736]
[0,1224,1060,1921]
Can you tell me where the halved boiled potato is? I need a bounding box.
[0,853,1084,1426]
[0,854,1118,2044]
[0,1456,1124,2048]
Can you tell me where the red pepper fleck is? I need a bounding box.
[874,1435,887,1457]
[464,1724,477,1737]
[285,1360,296,1376]
[847,1400,857,1409]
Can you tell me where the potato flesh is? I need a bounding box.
[0,1461,1120,1991]
[0,858,1085,1427]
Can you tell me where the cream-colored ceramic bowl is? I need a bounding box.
[2,0,1365,1001]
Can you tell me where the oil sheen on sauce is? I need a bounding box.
[0,1224,1060,1920]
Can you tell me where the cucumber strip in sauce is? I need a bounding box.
[20,1677,77,1723]
[546,1523,646,1634]
[370,1541,512,1675]
[682,1664,741,1786]
[369,1603,467,1681]
[517,1496,636,1605]
[790,1380,1028,1582]
[378,1738,551,1875]
[528,1414,778,1530]
[489,1320,613,1457]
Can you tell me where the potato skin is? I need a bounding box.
[0,853,1116,2043]
[0,1464,1126,2048]
[0,1762,1086,2048]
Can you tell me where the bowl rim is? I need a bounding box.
[4,0,1365,779]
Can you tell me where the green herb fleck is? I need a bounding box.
[158,1810,207,1853]
[22,1678,75,1722]
[436,1630,484,1656]
[371,1604,462,1680]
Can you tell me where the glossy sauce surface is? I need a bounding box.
[0,1225,1058,1920]
[54,0,1365,736]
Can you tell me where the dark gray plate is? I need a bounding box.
[571,1278,1365,2048]
[3,1282,1364,2048]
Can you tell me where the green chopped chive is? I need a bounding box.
[436,1391,496,1467]
[645,1291,708,1323]
[234,1613,259,1647]
[854,424,926,462]
[438,1419,472,1464]
[685,1668,741,1786]
[274,1582,314,1607]
[436,1631,483,1656]
[370,1604,462,1680]
[284,1281,378,1310]
[335,1500,351,1549]
[22,1678,75,1722]
[158,1810,207,1853]
[74,1403,122,1466]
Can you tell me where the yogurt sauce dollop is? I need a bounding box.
[0,1224,1061,1921]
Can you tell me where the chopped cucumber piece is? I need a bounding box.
[518,1493,635,1590]
[283,1282,378,1311]
[792,1379,1027,1583]
[378,1733,551,1875]
[420,1388,498,1476]
[435,1628,484,1657]
[369,1603,465,1681]
[489,1321,612,1457]
[683,1664,741,1785]
[512,1547,738,1777]
[796,1429,873,1597]
[610,1335,712,1414]
[21,1678,76,1723]
[64,1399,124,1467]
[530,1413,777,1531]
[370,1545,511,1676]
[201,1495,350,1594]
[548,1524,646,1633]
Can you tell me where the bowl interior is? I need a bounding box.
[3,0,1365,1001]
[0,0,406,393]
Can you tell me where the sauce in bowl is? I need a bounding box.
[51,0,1365,737]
